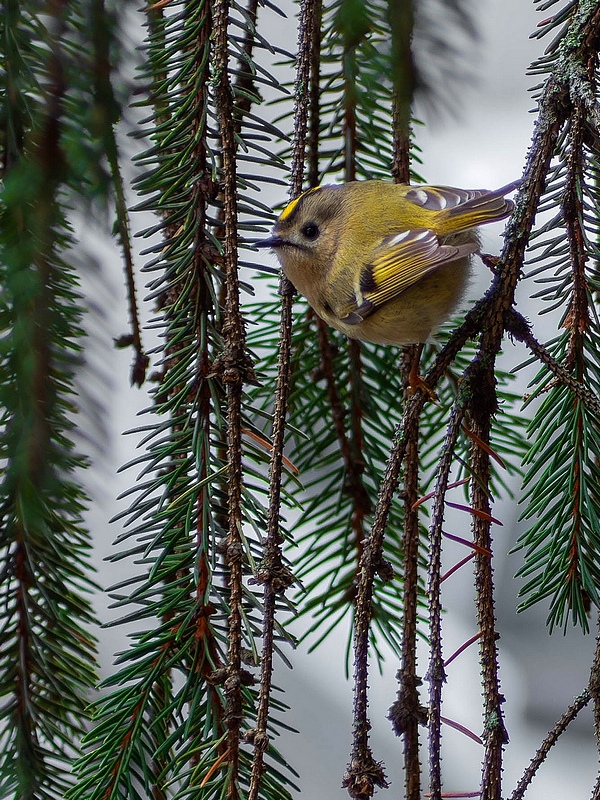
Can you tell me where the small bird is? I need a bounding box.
[257,180,517,346]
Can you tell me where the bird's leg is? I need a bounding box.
[406,343,438,400]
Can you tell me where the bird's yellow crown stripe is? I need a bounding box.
[279,186,321,221]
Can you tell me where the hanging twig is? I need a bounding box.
[307,0,322,189]
[386,10,422,783]
[466,361,509,800]
[212,0,257,791]
[345,311,485,798]
[248,1,317,796]
[426,404,466,800]
[387,342,427,800]
[506,310,600,418]
[316,321,372,548]
[90,0,148,386]
[508,689,591,800]
[346,7,421,796]
[588,611,600,800]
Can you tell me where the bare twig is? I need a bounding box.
[212,0,256,791]
[249,1,317,796]
[588,612,600,800]
[307,0,322,189]
[467,362,509,800]
[389,51,423,785]
[506,309,600,418]
[345,316,482,798]
[426,404,466,800]
[92,0,148,386]
[315,321,372,545]
[508,690,591,800]
[387,352,426,800]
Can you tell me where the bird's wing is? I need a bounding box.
[403,183,517,231]
[338,229,478,325]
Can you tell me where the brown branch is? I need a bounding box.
[307,0,322,189]
[344,314,484,799]
[508,689,591,800]
[588,613,600,800]
[506,310,600,418]
[247,280,296,799]
[289,0,315,199]
[590,612,600,800]
[90,0,148,386]
[193,0,227,763]
[426,404,466,800]
[387,0,415,184]
[316,321,372,544]
[394,439,425,798]
[231,0,260,125]
[349,339,371,533]
[562,70,591,605]
[391,97,412,186]
[343,74,357,182]
[388,345,426,800]
[466,363,508,800]
[337,17,369,562]
[249,1,318,795]
[212,0,256,792]
[343,8,418,796]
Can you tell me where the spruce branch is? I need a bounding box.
[465,364,509,800]
[513,0,600,630]
[307,0,323,188]
[89,0,148,386]
[70,0,297,796]
[316,319,372,545]
[0,2,100,796]
[387,356,427,800]
[388,20,423,794]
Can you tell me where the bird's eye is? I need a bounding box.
[301,222,320,241]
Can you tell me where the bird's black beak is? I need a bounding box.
[254,235,285,249]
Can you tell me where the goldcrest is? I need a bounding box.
[257,180,517,345]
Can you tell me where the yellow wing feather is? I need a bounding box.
[338,229,478,324]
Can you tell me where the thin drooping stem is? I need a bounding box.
[388,346,426,800]
[345,310,486,798]
[509,689,591,800]
[388,20,421,789]
[467,380,508,800]
[426,404,465,800]
[212,0,255,791]
[506,310,600,418]
[249,1,318,796]
[589,613,600,800]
